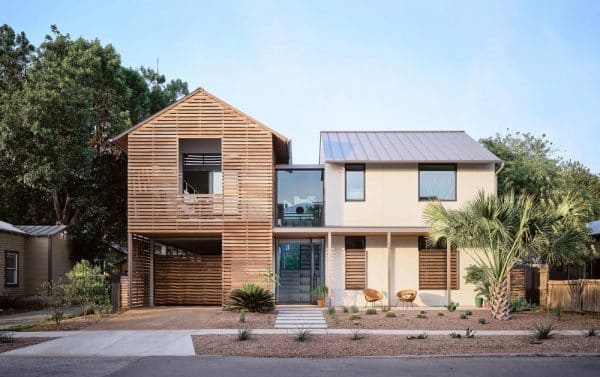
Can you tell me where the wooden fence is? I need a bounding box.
[546,279,600,312]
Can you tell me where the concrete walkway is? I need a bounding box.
[0,307,81,329]
[275,307,327,329]
[3,328,593,357]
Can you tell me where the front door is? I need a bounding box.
[276,239,324,304]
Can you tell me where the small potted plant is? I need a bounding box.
[312,285,328,307]
[475,295,484,308]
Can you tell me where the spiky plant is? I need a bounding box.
[229,283,275,313]
[351,329,366,340]
[295,328,311,342]
[237,328,252,341]
[424,191,590,320]
[534,322,555,340]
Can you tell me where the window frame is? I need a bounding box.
[418,163,457,202]
[345,164,366,202]
[4,251,18,287]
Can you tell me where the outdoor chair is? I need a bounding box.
[396,289,417,308]
[362,288,384,307]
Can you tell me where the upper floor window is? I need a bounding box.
[180,139,222,194]
[345,164,365,201]
[5,251,18,286]
[419,164,456,201]
[275,168,324,227]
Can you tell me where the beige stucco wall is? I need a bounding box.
[0,232,26,297]
[324,163,496,226]
[327,235,479,307]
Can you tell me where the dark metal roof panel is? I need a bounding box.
[319,131,501,163]
[0,221,26,235]
[16,225,67,236]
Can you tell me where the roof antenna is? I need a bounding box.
[155,57,160,90]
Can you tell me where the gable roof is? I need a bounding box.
[319,131,501,163]
[110,87,289,155]
[0,220,26,235]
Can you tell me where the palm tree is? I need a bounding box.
[423,191,589,320]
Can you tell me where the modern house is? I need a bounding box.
[0,221,72,298]
[112,88,501,308]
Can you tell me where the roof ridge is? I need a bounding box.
[319,130,466,133]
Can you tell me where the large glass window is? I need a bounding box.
[276,168,324,227]
[419,164,456,201]
[5,251,18,286]
[345,164,365,201]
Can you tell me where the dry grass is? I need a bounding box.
[326,309,600,330]
[193,334,600,357]
[0,338,56,353]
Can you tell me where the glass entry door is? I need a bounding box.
[276,239,324,304]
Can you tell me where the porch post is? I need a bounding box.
[127,232,133,309]
[446,242,452,306]
[327,231,332,304]
[387,232,392,306]
[149,239,154,307]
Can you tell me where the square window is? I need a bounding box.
[419,164,456,201]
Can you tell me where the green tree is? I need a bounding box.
[424,191,590,320]
[0,24,34,91]
[64,260,110,317]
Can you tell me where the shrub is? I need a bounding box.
[229,283,275,313]
[416,313,427,319]
[326,307,336,316]
[366,308,377,315]
[239,309,246,323]
[407,332,428,340]
[586,328,597,337]
[349,314,361,321]
[351,329,366,340]
[510,296,538,312]
[342,306,349,313]
[478,318,488,325]
[0,331,15,344]
[460,313,468,319]
[552,307,562,321]
[437,312,444,317]
[385,311,396,318]
[350,305,359,313]
[419,310,426,314]
[534,322,555,340]
[465,328,475,338]
[312,285,329,300]
[39,280,71,327]
[464,265,491,302]
[444,301,459,312]
[464,310,473,316]
[449,332,461,339]
[63,260,110,318]
[295,328,311,342]
[237,328,252,341]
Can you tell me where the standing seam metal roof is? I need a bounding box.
[319,131,501,163]
[16,225,67,236]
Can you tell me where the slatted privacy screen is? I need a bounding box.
[345,249,367,290]
[418,248,458,290]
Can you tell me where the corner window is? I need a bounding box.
[5,251,18,286]
[419,164,456,201]
[345,164,365,201]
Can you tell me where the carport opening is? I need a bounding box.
[152,237,222,306]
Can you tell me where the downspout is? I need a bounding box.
[495,161,505,175]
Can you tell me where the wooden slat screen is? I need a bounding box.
[131,234,151,308]
[154,254,222,305]
[345,249,366,290]
[418,249,458,290]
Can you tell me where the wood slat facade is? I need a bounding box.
[345,249,367,290]
[118,88,288,307]
[418,249,459,290]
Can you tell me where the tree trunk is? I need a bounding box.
[490,279,511,320]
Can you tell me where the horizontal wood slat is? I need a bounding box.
[419,249,458,290]
[131,235,151,308]
[154,255,222,305]
[345,249,366,290]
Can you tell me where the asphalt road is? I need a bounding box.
[1,356,598,377]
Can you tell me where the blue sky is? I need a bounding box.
[5,1,600,171]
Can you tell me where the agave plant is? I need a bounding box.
[229,283,275,313]
[424,191,589,320]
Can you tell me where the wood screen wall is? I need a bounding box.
[418,249,458,290]
[126,89,277,301]
[130,235,151,308]
[154,255,222,305]
[345,249,366,290]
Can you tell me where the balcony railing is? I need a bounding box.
[275,203,323,227]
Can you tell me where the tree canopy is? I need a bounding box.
[0,24,188,269]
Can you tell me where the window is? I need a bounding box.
[419,164,456,201]
[418,236,458,290]
[5,251,18,286]
[180,139,222,194]
[345,164,365,201]
[345,236,366,289]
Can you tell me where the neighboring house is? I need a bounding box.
[0,221,72,298]
[112,88,500,308]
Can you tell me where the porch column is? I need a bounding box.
[149,239,154,307]
[446,242,452,306]
[326,231,333,304]
[127,232,133,310]
[387,232,392,306]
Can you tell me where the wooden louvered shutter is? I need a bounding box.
[345,249,366,290]
[418,236,458,290]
